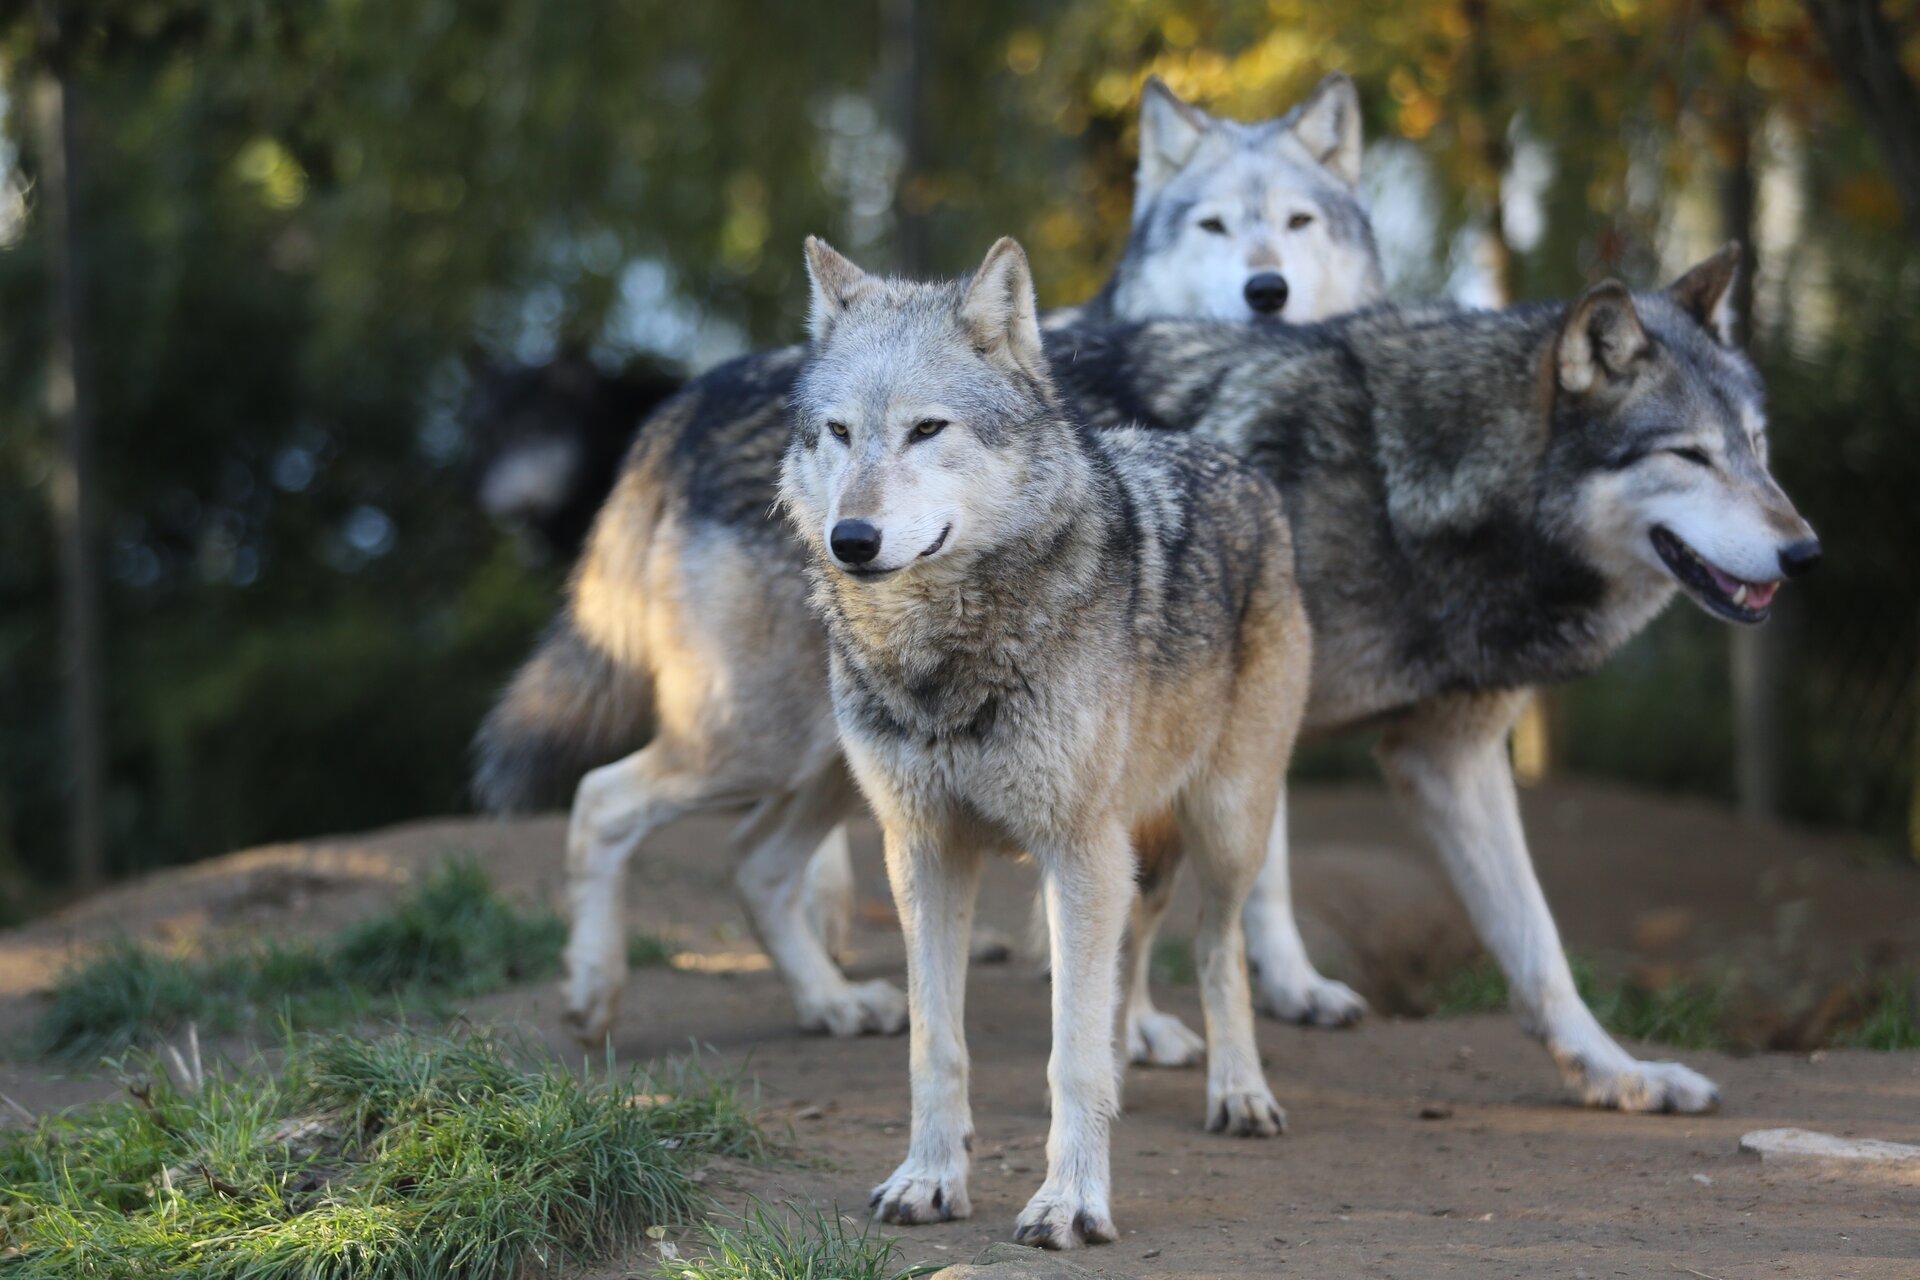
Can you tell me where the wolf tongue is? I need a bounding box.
[1704,561,1746,598]
[1745,581,1778,610]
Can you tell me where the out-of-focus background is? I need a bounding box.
[1,0,1916,905]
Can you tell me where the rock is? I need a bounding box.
[1740,1127,1920,1168]
[930,1240,1132,1279]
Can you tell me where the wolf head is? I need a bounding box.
[1106,72,1385,324]
[1553,244,1820,625]
[783,237,1080,581]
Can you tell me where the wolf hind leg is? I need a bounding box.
[1375,691,1719,1115]
[1176,776,1288,1139]
[1244,788,1367,1027]
[734,769,905,1037]
[563,742,747,1043]
[1122,816,1205,1069]
[801,824,855,961]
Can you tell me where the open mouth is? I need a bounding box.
[1649,526,1779,624]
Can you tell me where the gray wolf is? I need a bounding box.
[479,224,1816,1116]
[474,73,1386,1042]
[783,236,1308,1248]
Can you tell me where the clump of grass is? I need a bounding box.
[32,862,565,1061]
[629,933,677,968]
[0,1027,763,1279]
[658,1203,933,1280]
[1837,974,1920,1050]
[1425,955,1734,1050]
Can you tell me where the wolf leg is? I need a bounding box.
[1178,779,1288,1138]
[801,823,855,961]
[1243,788,1367,1027]
[735,772,905,1037]
[1014,828,1130,1250]
[1122,864,1206,1069]
[870,827,979,1225]
[1376,691,1720,1114]
[563,742,745,1043]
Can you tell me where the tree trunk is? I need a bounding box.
[1719,103,1782,822]
[32,67,106,889]
[1804,0,1920,242]
[879,0,926,275]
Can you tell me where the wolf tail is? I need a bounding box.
[471,610,653,814]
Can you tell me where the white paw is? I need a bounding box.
[1013,1185,1117,1250]
[1125,1008,1206,1068]
[560,947,625,1045]
[797,979,908,1037]
[1558,1050,1721,1114]
[1206,1084,1287,1137]
[1254,970,1368,1028]
[870,1159,970,1225]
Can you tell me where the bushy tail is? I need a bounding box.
[471,613,651,814]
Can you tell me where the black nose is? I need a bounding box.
[1244,272,1289,315]
[1778,537,1822,579]
[830,519,882,565]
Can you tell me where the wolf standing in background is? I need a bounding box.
[783,237,1308,1249]
[474,73,1384,1048]
[1049,244,1819,1111]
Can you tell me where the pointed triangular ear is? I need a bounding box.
[1666,242,1743,347]
[1557,281,1649,394]
[803,236,873,344]
[1287,72,1364,187]
[1137,76,1215,202]
[958,237,1046,379]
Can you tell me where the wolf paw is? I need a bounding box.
[560,960,625,1046]
[1013,1189,1117,1250]
[1206,1085,1288,1137]
[1565,1054,1720,1114]
[870,1161,970,1225]
[1254,971,1367,1028]
[798,980,908,1037]
[1126,1008,1206,1068]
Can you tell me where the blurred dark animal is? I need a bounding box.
[463,348,681,559]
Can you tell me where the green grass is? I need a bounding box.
[1837,975,1920,1050]
[629,933,678,968]
[657,1203,934,1280]
[1150,936,1196,987]
[0,1027,765,1280]
[1426,955,1733,1051]
[31,862,566,1061]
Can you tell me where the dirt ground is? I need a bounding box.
[3,780,1918,1277]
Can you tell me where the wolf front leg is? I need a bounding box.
[1376,690,1720,1114]
[869,826,980,1226]
[1015,825,1132,1250]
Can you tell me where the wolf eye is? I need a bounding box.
[1197,216,1227,235]
[910,418,948,441]
[1287,212,1315,230]
[1667,446,1711,468]
[827,421,850,442]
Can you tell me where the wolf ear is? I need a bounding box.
[1137,76,1215,200]
[1557,281,1649,394]
[1287,72,1364,187]
[803,236,873,343]
[959,237,1046,379]
[1666,242,1743,347]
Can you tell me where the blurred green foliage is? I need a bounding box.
[0,0,1915,891]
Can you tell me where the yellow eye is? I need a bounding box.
[827,421,849,440]
[1288,212,1314,230]
[1197,216,1227,234]
[913,419,947,440]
